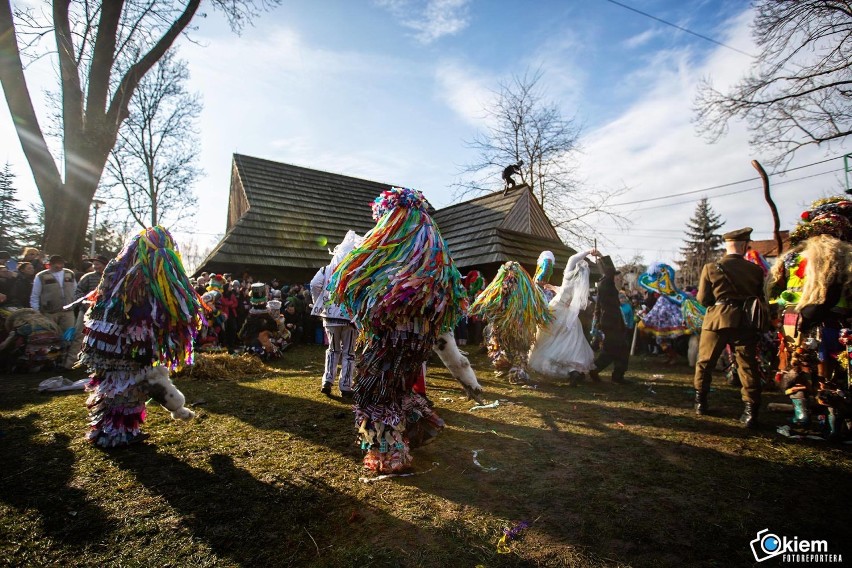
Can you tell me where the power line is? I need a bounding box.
[602,0,755,57]
[627,167,843,212]
[610,156,843,207]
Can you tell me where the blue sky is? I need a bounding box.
[2,0,848,267]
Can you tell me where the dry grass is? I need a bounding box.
[1,345,851,567]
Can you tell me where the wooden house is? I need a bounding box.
[196,154,575,283]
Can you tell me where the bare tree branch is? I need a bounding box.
[0,0,279,263]
[102,50,200,231]
[454,69,630,245]
[694,1,852,166]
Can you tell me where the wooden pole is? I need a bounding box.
[751,160,783,257]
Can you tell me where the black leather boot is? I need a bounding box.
[740,401,759,429]
[695,390,708,415]
[568,371,581,387]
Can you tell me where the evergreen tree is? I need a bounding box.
[0,164,31,253]
[679,198,725,286]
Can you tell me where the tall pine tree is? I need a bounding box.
[0,164,31,254]
[679,198,725,286]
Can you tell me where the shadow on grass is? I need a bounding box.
[109,445,524,568]
[0,368,90,413]
[407,405,852,567]
[170,350,852,564]
[0,413,111,546]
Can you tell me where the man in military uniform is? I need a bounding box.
[694,227,766,428]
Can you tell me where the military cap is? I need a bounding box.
[722,227,752,242]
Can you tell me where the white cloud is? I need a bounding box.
[375,0,471,44]
[433,61,495,128]
[623,27,662,49]
[578,8,845,268]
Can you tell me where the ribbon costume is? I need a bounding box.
[329,187,467,472]
[638,263,704,363]
[80,227,203,447]
[472,260,552,384]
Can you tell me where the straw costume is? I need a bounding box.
[471,261,552,384]
[80,227,203,447]
[329,187,467,473]
[768,197,852,439]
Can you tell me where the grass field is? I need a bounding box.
[1,345,850,567]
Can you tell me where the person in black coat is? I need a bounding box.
[589,253,630,384]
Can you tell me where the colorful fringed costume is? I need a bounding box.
[471,261,552,384]
[329,187,467,473]
[527,250,593,381]
[80,227,203,447]
[769,197,852,439]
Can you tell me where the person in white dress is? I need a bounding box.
[310,230,362,398]
[528,248,597,385]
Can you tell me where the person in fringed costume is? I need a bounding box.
[329,187,467,473]
[471,260,551,385]
[637,263,701,364]
[769,197,852,440]
[266,299,292,352]
[80,227,202,447]
[198,288,227,353]
[527,249,595,385]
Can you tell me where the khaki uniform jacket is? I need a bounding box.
[696,254,765,331]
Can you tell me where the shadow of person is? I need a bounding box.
[109,446,427,566]
[0,413,111,545]
[403,405,852,566]
[0,367,89,413]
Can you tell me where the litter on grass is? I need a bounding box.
[470,400,499,412]
[472,449,498,472]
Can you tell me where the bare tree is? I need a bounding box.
[0,0,278,264]
[178,233,220,274]
[455,70,628,244]
[103,49,201,230]
[694,1,852,166]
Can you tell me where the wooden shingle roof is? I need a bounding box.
[197,155,575,278]
[199,154,388,273]
[432,186,574,270]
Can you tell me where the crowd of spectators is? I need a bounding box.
[191,272,324,355]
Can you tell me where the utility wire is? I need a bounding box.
[602,0,755,57]
[627,168,843,212]
[610,156,842,207]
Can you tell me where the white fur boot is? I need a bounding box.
[143,366,196,420]
[433,332,484,403]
